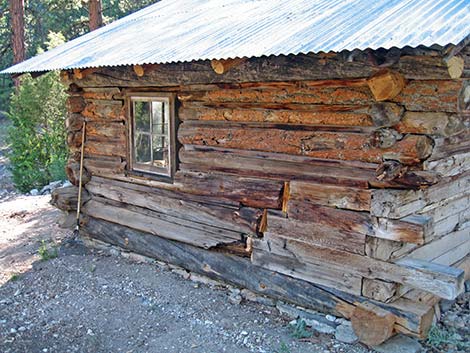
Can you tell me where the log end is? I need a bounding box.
[351,302,396,346]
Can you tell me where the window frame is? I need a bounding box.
[127,92,176,180]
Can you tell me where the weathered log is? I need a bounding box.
[83,156,127,175]
[362,278,399,303]
[65,113,85,132]
[254,234,464,299]
[82,99,125,121]
[375,160,407,181]
[446,55,464,79]
[83,198,244,249]
[65,159,91,186]
[367,70,405,101]
[371,128,403,149]
[351,302,396,346]
[394,112,464,137]
[423,151,470,177]
[69,49,457,89]
[365,237,417,262]
[369,102,404,127]
[266,213,366,255]
[73,68,97,80]
[82,87,121,100]
[289,181,371,211]
[85,178,263,236]
[66,95,86,113]
[133,65,145,77]
[392,80,462,113]
[50,185,90,212]
[81,217,436,338]
[178,123,433,165]
[287,198,428,244]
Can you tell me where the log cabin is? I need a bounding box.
[2,0,470,346]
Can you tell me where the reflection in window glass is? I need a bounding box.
[131,97,173,177]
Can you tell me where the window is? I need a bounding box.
[129,94,176,178]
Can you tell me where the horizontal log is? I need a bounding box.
[351,302,396,345]
[50,186,90,212]
[86,179,262,236]
[405,228,470,264]
[430,129,470,161]
[266,214,366,255]
[83,198,244,249]
[289,181,371,211]
[367,70,405,101]
[392,80,462,113]
[362,278,400,303]
[82,87,121,100]
[179,146,374,188]
[82,100,125,121]
[83,156,127,175]
[254,233,464,299]
[86,121,126,141]
[91,172,283,210]
[179,84,373,105]
[70,48,456,89]
[365,237,418,262]
[395,112,464,137]
[81,216,435,338]
[287,199,428,244]
[251,248,362,295]
[178,122,433,165]
[423,151,470,177]
[65,113,85,132]
[179,106,375,127]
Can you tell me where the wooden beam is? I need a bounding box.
[210,58,246,74]
[367,70,406,101]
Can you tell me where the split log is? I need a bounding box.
[83,198,244,249]
[367,70,405,101]
[253,234,464,299]
[287,199,428,244]
[85,178,263,236]
[289,181,371,211]
[351,302,396,345]
[178,123,433,165]
[81,217,436,338]
[266,214,366,255]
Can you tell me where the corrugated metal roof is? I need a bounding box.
[2,0,470,74]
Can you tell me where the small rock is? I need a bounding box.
[228,293,242,305]
[440,299,456,313]
[30,189,39,196]
[304,318,336,334]
[240,289,275,306]
[373,334,423,353]
[189,273,222,287]
[334,322,358,344]
[326,314,337,322]
[464,280,470,292]
[171,267,190,280]
[18,326,26,332]
[241,330,248,336]
[62,181,72,188]
[9,328,17,334]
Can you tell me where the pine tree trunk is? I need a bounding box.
[89,0,103,31]
[9,0,25,64]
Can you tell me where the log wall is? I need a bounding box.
[57,47,470,344]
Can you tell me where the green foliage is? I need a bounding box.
[426,325,469,351]
[276,342,291,353]
[10,273,20,281]
[38,240,58,261]
[7,71,68,192]
[290,319,312,339]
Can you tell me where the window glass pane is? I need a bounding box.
[152,135,168,167]
[135,133,151,163]
[152,101,167,135]
[134,101,150,132]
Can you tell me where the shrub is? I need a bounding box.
[7,71,68,192]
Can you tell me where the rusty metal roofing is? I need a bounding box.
[2,0,470,74]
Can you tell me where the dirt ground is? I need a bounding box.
[0,114,468,353]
